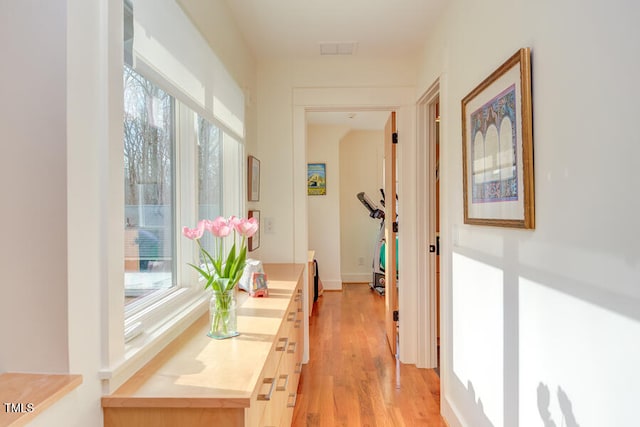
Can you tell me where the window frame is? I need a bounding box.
[122,65,179,324]
[101,64,245,393]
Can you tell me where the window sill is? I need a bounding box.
[99,290,209,393]
[0,373,82,426]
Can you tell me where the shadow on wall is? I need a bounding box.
[465,381,495,427]
[537,383,580,427]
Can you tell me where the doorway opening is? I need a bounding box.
[305,109,399,357]
[292,86,415,365]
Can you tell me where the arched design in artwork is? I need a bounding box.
[473,131,486,184]
[484,124,499,182]
[499,116,514,180]
[469,85,518,203]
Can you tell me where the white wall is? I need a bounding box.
[306,124,348,290]
[256,57,418,264]
[339,130,385,283]
[0,0,69,373]
[0,1,113,425]
[306,126,385,287]
[418,1,640,426]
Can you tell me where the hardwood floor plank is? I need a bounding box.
[293,283,446,426]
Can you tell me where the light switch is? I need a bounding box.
[264,217,274,233]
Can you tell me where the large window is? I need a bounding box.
[123,65,176,305]
[121,65,243,328]
[105,0,246,391]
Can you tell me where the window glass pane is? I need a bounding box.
[197,116,222,256]
[123,65,175,305]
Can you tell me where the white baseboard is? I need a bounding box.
[341,273,371,283]
[320,279,343,291]
[441,395,464,427]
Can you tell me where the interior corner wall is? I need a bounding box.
[339,130,384,283]
[419,1,640,426]
[0,0,69,373]
[306,124,348,290]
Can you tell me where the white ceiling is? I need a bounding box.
[222,0,446,60]
[218,0,445,130]
[306,111,390,130]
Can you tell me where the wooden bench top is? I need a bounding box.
[0,373,82,427]
[102,263,304,409]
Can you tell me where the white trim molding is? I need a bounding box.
[292,86,419,365]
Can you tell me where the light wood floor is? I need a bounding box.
[292,283,446,427]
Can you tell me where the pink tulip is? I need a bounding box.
[228,216,242,229]
[236,217,259,238]
[182,220,206,240]
[208,216,232,238]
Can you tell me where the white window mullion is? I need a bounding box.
[176,103,199,288]
[222,133,243,219]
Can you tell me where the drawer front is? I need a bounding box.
[248,340,282,426]
[258,292,298,426]
[260,365,288,427]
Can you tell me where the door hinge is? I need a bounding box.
[393,222,398,233]
[392,132,398,144]
[393,310,399,322]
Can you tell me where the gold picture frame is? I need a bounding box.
[462,47,535,229]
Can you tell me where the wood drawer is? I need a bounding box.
[259,359,288,427]
[246,336,283,426]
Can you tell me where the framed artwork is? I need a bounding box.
[248,156,260,201]
[250,272,268,297]
[461,47,535,229]
[248,210,260,251]
[307,163,326,196]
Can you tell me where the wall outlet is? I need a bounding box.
[357,256,364,266]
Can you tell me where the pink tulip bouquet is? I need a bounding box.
[183,216,258,338]
[182,216,259,292]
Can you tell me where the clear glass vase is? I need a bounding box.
[208,287,239,339]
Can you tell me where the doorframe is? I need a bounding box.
[292,86,419,365]
[416,79,440,368]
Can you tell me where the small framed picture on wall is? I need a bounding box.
[248,210,260,251]
[307,163,326,195]
[248,156,260,201]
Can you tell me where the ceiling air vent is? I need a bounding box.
[319,42,358,56]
